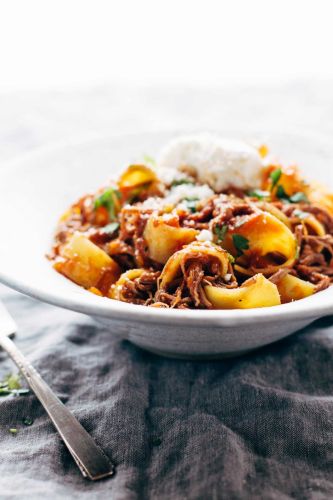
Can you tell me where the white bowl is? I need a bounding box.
[0,130,332,358]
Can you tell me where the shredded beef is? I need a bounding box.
[120,270,161,305]
[269,269,290,284]
[182,198,215,229]
[52,188,333,308]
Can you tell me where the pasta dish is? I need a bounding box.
[50,134,333,310]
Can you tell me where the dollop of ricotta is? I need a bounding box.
[158,133,263,192]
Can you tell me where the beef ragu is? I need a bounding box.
[49,144,333,310]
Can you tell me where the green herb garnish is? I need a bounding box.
[184,197,199,213]
[276,184,289,201]
[143,154,156,167]
[171,178,194,187]
[248,189,270,200]
[293,209,310,220]
[9,428,18,435]
[5,374,21,390]
[126,186,147,204]
[232,234,250,256]
[214,224,228,244]
[101,222,120,235]
[270,168,282,190]
[94,188,121,220]
[276,186,309,204]
[289,191,309,203]
[23,417,34,426]
[0,373,29,397]
[228,253,235,264]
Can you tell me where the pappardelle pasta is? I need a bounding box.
[50,136,333,310]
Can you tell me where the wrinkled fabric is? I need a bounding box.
[1,285,333,499]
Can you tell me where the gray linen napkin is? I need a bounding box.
[1,284,333,499]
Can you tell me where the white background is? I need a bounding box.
[0,0,332,91]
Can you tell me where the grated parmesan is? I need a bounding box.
[164,184,214,206]
[196,229,214,242]
[141,183,214,211]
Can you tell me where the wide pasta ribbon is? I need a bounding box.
[221,210,297,276]
[205,274,281,309]
[144,215,198,264]
[157,241,232,307]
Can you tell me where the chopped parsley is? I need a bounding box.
[4,373,21,390]
[171,178,194,187]
[269,167,308,203]
[232,234,250,256]
[94,188,121,220]
[276,184,289,201]
[293,209,310,220]
[143,154,156,167]
[100,222,120,235]
[228,253,235,264]
[289,191,309,203]
[184,197,199,213]
[248,189,270,200]
[23,417,34,426]
[276,185,309,204]
[214,224,228,244]
[127,186,146,204]
[270,168,282,190]
[0,373,29,397]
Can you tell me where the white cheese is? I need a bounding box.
[140,183,214,211]
[196,229,214,242]
[164,184,214,206]
[158,133,263,192]
[155,166,190,186]
[140,197,164,210]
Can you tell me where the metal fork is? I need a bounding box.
[0,300,115,481]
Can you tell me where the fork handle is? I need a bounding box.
[0,334,115,481]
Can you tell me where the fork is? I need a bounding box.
[0,300,115,481]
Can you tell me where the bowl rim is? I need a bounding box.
[1,128,333,327]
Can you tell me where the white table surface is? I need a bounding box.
[1,80,332,164]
